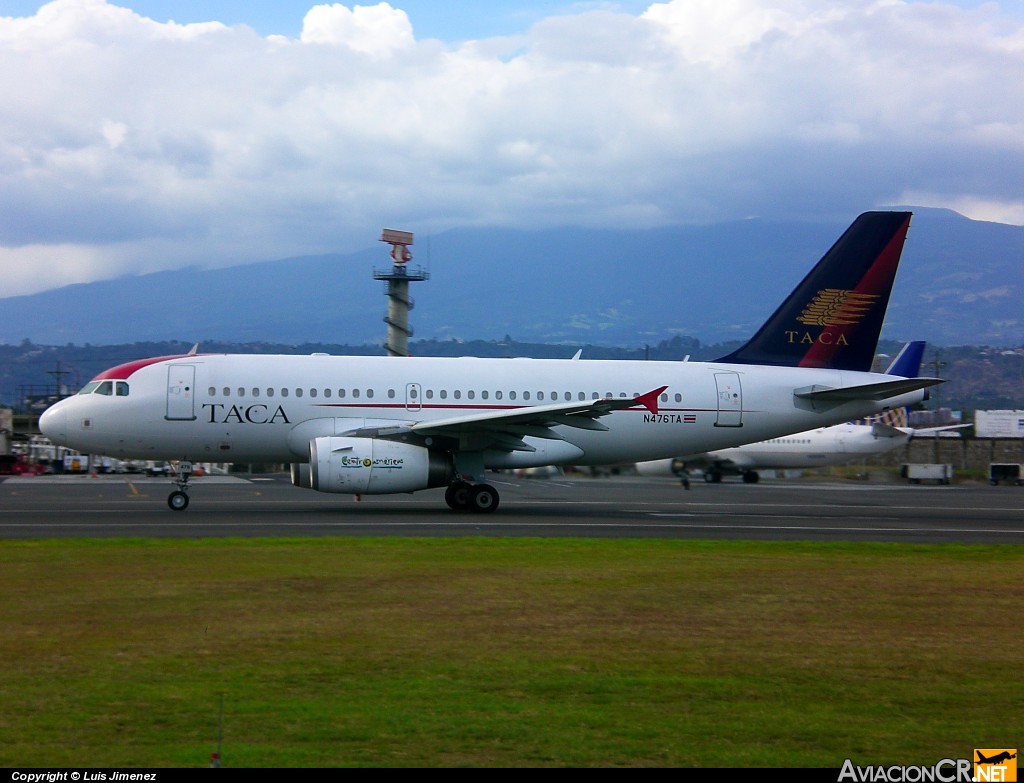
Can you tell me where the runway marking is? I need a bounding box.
[2,519,1024,536]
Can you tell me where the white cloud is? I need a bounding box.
[300,2,415,55]
[0,0,1022,296]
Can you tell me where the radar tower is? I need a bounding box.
[373,229,429,357]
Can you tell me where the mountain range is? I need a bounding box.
[1,208,1021,349]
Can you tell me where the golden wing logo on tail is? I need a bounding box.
[798,289,880,326]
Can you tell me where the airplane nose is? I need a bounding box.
[39,403,68,443]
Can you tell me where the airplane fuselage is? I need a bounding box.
[41,353,926,469]
[696,422,912,471]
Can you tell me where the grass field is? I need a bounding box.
[1,536,1020,767]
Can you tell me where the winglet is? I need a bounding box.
[632,386,668,414]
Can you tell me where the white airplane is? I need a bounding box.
[637,341,966,483]
[40,211,941,513]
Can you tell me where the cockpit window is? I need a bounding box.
[77,380,129,396]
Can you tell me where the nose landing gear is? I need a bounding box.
[167,461,194,511]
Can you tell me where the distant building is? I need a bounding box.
[975,410,1024,439]
[909,408,961,428]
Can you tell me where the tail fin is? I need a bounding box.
[884,340,926,377]
[714,211,912,372]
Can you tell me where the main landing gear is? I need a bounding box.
[444,480,500,513]
[167,461,194,511]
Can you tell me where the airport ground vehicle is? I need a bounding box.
[988,463,1024,486]
[902,463,954,484]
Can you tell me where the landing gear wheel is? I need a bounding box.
[168,490,190,511]
[742,471,760,484]
[469,484,500,514]
[445,481,473,511]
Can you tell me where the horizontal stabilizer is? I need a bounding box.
[794,376,943,402]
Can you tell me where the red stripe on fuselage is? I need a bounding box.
[92,355,198,381]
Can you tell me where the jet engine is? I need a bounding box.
[293,436,454,494]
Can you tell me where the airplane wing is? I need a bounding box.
[871,421,972,439]
[911,423,973,437]
[794,376,942,402]
[410,386,667,452]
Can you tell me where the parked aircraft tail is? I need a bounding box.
[715,211,912,372]
[853,341,926,428]
[885,340,926,378]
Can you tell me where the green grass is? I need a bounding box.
[1,537,1020,767]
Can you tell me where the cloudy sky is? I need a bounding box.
[2,0,1023,297]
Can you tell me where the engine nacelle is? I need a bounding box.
[301,436,453,495]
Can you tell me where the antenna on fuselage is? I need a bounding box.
[374,229,429,357]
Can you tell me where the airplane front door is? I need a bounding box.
[166,365,196,421]
[714,372,743,427]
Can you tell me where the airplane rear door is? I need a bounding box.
[714,372,743,427]
[166,365,197,421]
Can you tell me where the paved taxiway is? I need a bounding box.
[2,472,1022,543]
